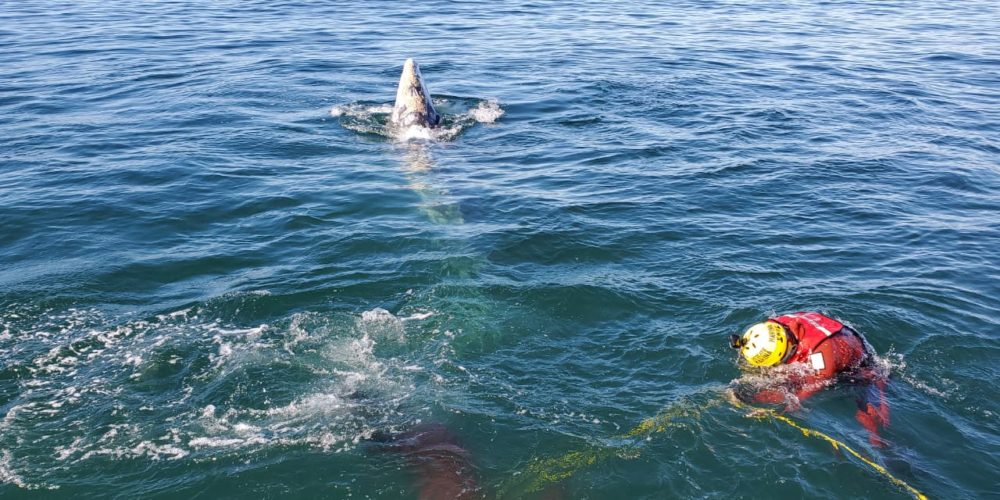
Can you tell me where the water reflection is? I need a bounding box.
[400,144,464,226]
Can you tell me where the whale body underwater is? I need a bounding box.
[391,58,441,129]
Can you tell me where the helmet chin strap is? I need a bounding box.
[779,326,798,364]
[728,334,744,349]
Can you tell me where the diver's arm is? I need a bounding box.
[790,343,840,402]
[790,381,825,403]
[755,362,837,408]
[731,383,784,405]
[751,389,786,404]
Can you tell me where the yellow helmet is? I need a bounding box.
[736,322,789,367]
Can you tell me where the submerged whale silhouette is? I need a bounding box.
[374,423,479,500]
[391,58,441,129]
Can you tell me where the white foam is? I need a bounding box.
[400,311,434,321]
[266,392,350,418]
[208,323,269,370]
[360,308,395,323]
[888,349,953,400]
[335,97,501,142]
[181,391,374,454]
[233,423,259,434]
[904,375,950,398]
[1,302,428,473]
[469,99,504,123]
[357,308,405,341]
[284,312,315,353]
[79,441,189,461]
[170,307,193,317]
[0,450,50,490]
[54,436,87,461]
[730,361,833,408]
[189,436,256,448]
[100,426,123,442]
[156,307,194,322]
[397,124,436,141]
[332,103,393,118]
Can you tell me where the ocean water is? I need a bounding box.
[2,1,998,498]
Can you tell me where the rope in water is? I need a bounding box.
[498,396,722,496]
[730,398,928,500]
[501,392,928,500]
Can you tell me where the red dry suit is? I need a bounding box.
[751,312,890,446]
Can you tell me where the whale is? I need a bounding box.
[373,423,479,500]
[391,58,441,129]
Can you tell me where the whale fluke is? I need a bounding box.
[392,58,440,129]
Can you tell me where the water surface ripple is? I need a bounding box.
[1,1,998,498]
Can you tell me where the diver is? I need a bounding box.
[729,311,890,446]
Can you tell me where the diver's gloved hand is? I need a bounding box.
[856,404,890,448]
[724,388,741,406]
[783,397,802,413]
[726,386,756,405]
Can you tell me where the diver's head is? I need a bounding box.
[729,321,789,367]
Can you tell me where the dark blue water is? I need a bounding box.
[2,1,998,498]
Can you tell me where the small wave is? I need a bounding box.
[878,350,956,400]
[0,450,60,490]
[79,440,190,462]
[901,375,952,399]
[729,362,836,409]
[332,97,502,142]
[0,301,435,484]
[729,349,919,411]
[330,103,393,119]
[398,124,438,142]
[400,311,435,322]
[186,392,377,454]
[357,307,406,341]
[469,99,504,123]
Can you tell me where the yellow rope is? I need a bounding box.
[498,397,719,496]
[501,394,929,500]
[732,399,928,500]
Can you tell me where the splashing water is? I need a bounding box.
[332,97,503,141]
[0,299,445,489]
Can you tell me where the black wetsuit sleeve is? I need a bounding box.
[731,384,757,404]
